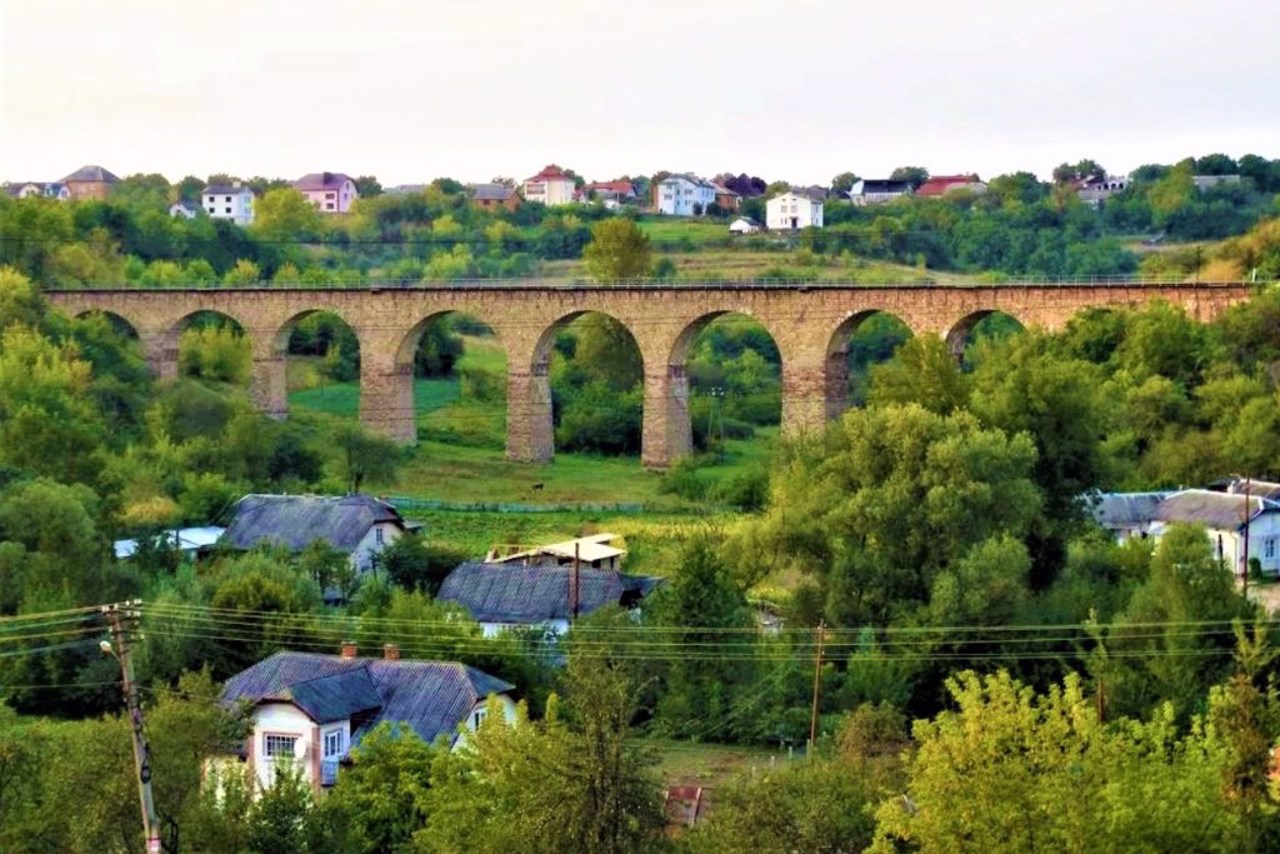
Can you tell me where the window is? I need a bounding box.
[326,203,335,210]
[225,195,232,202]
[472,707,488,729]
[323,729,344,758]
[325,192,336,199]
[225,207,232,214]
[264,734,297,759]
[1267,538,1277,559]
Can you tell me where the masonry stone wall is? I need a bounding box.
[47,283,1251,469]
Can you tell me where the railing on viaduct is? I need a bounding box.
[44,281,1256,469]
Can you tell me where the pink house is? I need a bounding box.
[294,172,359,213]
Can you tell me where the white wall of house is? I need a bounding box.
[766,193,824,230]
[479,618,570,639]
[203,189,255,225]
[1154,513,1280,576]
[351,522,403,573]
[657,177,716,216]
[251,702,319,793]
[455,695,519,747]
[523,178,576,206]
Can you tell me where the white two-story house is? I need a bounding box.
[219,646,516,793]
[766,192,825,230]
[202,183,255,226]
[655,174,717,216]
[522,164,577,206]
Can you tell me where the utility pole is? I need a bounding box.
[708,387,725,463]
[1242,476,1253,599]
[102,600,161,854]
[570,541,581,623]
[808,621,826,758]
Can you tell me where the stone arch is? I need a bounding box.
[825,309,915,418]
[651,309,784,468]
[509,310,645,464]
[164,308,253,387]
[72,308,142,339]
[271,308,365,420]
[392,309,509,448]
[944,309,1026,360]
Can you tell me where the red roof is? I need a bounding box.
[526,164,573,182]
[583,180,634,194]
[916,175,981,197]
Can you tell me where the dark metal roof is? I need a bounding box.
[854,179,912,194]
[203,185,252,196]
[470,183,516,201]
[437,561,662,623]
[294,172,354,191]
[1090,492,1169,528]
[220,493,404,554]
[61,164,119,183]
[1155,489,1280,531]
[222,651,514,745]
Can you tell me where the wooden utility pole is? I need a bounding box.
[102,601,161,854]
[808,621,826,758]
[570,542,581,623]
[1242,476,1252,599]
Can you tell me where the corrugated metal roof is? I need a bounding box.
[1090,492,1169,528]
[220,494,403,554]
[222,651,514,745]
[438,561,660,623]
[61,164,119,183]
[470,183,516,201]
[1155,489,1280,531]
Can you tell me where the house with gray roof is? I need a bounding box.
[1088,491,1170,542]
[220,646,515,793]
[437,561,664,637]
[220,494,408,575]
[848,179,912,205]
[60,164,119,200]
[1151,489,1280,576]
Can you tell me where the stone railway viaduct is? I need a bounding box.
[46,282,1251,469]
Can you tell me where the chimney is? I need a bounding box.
[340,641,357,659]
[383,643,400,661]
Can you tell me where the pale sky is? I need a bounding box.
[2,0,1278,187]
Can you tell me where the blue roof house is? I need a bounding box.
[220,644,515,793]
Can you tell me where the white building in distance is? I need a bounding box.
[202,183,255,226]
[766,192,824,230]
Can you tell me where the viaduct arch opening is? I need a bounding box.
[279,309,363,421]
[946,310,1026,365]
[826,310,914,416]
[676,312,782,458]
[398,311,508,450]
[173,310,252,387]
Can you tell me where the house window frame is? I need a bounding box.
[472,707,488,730]
[375,527,384,546]
[263,732,299,760]
[323,728,344,759]
[1266,538,1277,560]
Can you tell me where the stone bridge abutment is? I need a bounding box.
[47,282,1251,469]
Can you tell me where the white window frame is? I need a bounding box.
[263,733,298,759]
[1266,538,1277,559]
[323,728,344,759]
[472,707,488,729]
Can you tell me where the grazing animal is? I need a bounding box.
[530,483,545,492]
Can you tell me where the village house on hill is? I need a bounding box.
[219,645,515,793]
[654,174,718,216]
[848,179,912,205]
[219,494,409,573]
[202,181,255,225]
[522,165,577,206]
[60,164,119,201]
[469,183,520,212]
[437,561,663,637]
[294,171,358,213]
[766,191,824,230]
[916,174,987,197]
[4,181,72,200]
[1152,489,1280,576]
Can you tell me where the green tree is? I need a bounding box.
[889,166,930,189]
[866,333,969,415]
[333,423,400,493]
[830,171,860,193]
[254,188,325,243]
[582,218,652,283]
[326,723,436,854]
